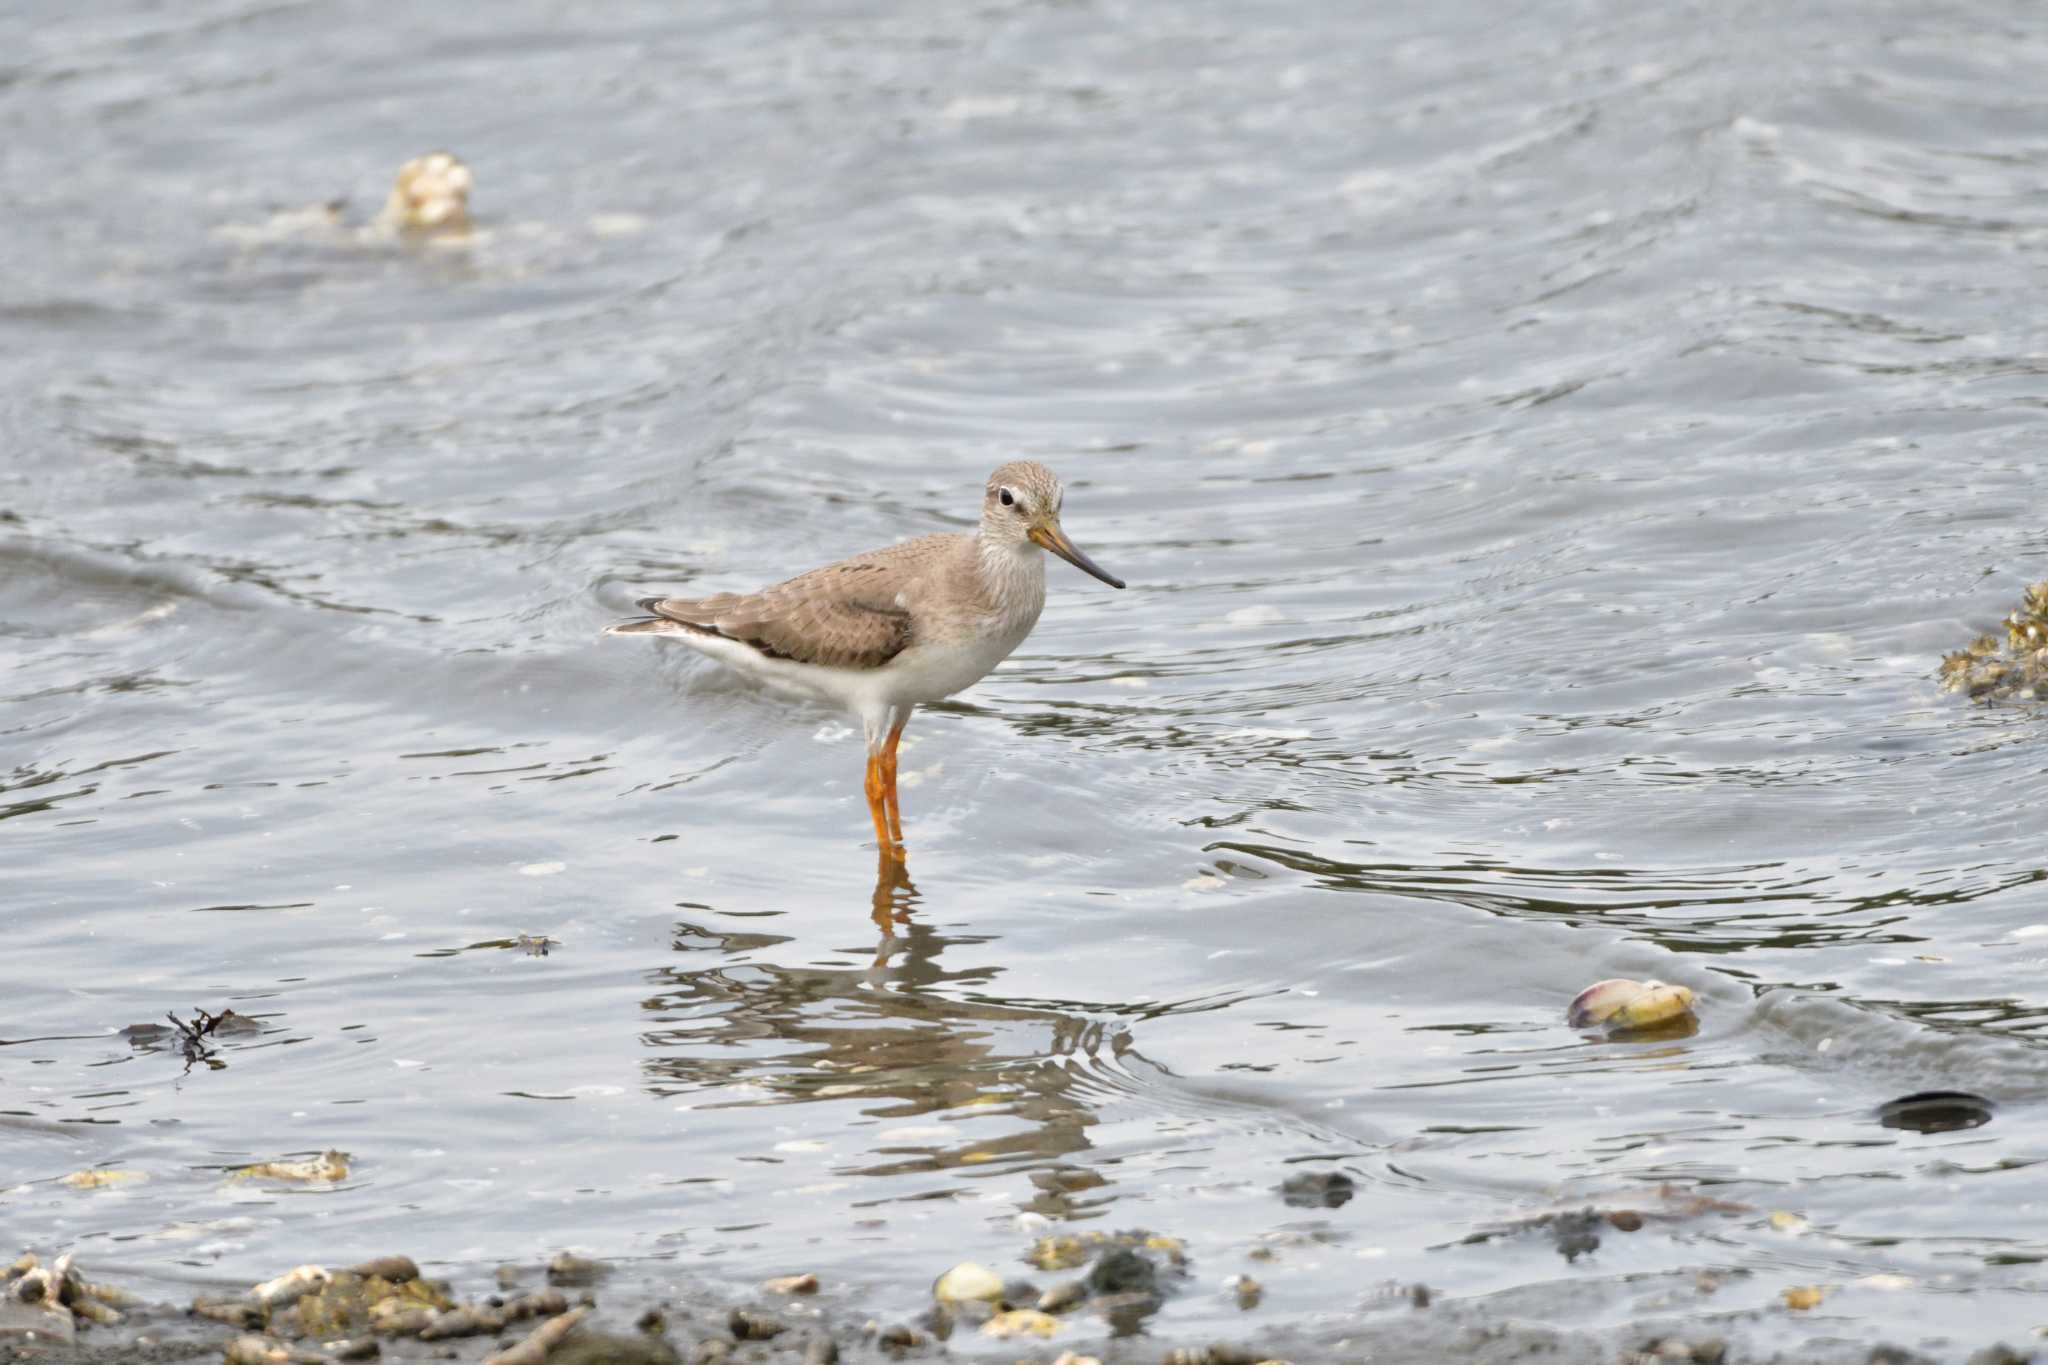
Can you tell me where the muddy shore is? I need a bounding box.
[3,1241,2032,1365]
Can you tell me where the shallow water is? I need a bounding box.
[8,0,2048,1357]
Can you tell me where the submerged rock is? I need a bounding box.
[1279,1170,1355,1208]
[547,1252,610,1287]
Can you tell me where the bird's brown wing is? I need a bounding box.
[640,558,913,671]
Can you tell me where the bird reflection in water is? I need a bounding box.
[640,866,1129,1220]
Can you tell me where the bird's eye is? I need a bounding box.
[999,489,1015,508]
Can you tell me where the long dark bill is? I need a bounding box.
[1030,522,1126,589]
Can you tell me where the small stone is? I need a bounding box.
[1607,1210,1644,1232]
[1084,1248,1156,1297]
[1026,1237,1092,1271]
[694,1339,730,1363]
[327,1339,381,1361]
[1037,1281,1086,1314]
[192,1296,267,1330]
[1278,1171,1354,1208]
[981,1309,1059,1339]
[1229,1275,1263,1310]
[876,1323,924,1352]
[1781,1284,1825,1310]
[1409,1283,1432,1309]
[251,1265,332,1310]
[547,1252,608,1287]
[763,1274,819,1296]
[728,1309,785,1341]
[495,1266,525,1290]
[1692,1340,1727,1365]
[1965,1348,2031,1365]
[932,1262,1004,1305]
[348,1257,419,1283]
[803,1339,839,1365]
[637,1307,668,1334]
[1053,1354,1104,1365]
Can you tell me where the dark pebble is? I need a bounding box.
[1086,1247,1157,1296]
[1965,1348,2031,1365]
[1278,1170,1355,1209]
[729,1308,786,1341]
[347,1256,419,1283]
[1607,1210,1644,1232]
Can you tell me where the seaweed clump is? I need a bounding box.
[1941,581,2048,701]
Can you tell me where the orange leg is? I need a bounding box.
[863,748,895,857]
[880,716,908,848]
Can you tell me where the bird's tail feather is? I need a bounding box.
[604,616,693,638]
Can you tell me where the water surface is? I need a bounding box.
[7,1,2048,1358]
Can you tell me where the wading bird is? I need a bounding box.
[608,461,1124,862]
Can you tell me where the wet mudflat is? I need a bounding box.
[7,1,2048,1361]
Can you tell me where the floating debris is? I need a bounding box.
[515,933,562,957]
[1942,582,2048,701]
[59,1168,148,1191]
[1567,978,1696,1033]
[122,1006,261,1070]
[230,1151,350,1184]
[1876,1090,1995,1133]
[1455,1189,1750,1261]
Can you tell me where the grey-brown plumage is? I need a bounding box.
[608,533,978,671]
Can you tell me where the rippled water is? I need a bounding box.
[9,0,2048,1357]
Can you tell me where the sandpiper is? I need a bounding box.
[608,461,1124,861]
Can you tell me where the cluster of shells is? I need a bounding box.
[1940,581,2048,701]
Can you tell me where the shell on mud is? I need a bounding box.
[1567,978,1696,1032]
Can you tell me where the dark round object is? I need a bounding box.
[1084,1247,1156,1297]
[1279,1170,1355,1209]
[1876,1090,1994,1134]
